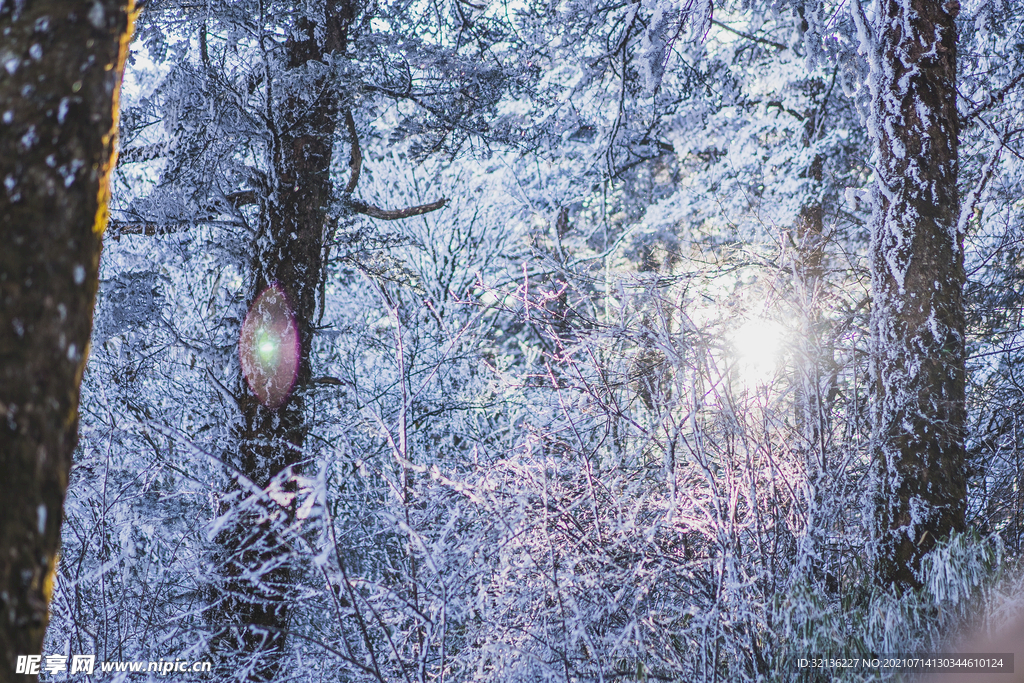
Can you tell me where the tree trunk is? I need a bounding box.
[793,147,834,591]
[865,0,965,590]
[208,4,349,679]
[0,0,135,678]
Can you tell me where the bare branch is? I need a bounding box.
[226,189,260,207]
[347,197,447,220]
[766,100,805,121]
[710,19,787,52]
[108,190,258,239]
[109,217,245,239]
[957,129,1004,238]
[108,220,191,239]
[117,143,168,165]
[963,72,1024,122]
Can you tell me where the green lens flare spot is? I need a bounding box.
[257,336,277,360]
[239,283,300,409]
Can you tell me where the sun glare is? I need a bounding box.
[731,318,784,386]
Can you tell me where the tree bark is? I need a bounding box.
[208,3,350,679]
[865,0,965,590]
[0,0,135,678]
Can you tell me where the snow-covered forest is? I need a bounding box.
[3,0,1024,680]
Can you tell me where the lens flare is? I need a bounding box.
[239,283,300,409]
[731,318,783,386]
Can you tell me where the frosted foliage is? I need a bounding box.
[93,271,165,343]
[38,0,1024,681]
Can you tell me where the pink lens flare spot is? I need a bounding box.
[239,283,300,409]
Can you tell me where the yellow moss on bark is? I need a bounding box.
[93,0,139,236]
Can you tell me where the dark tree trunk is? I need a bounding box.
[208,3,350,679]
[794,147,827,472]
[866,0,965,590]
[0,0,135,678]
